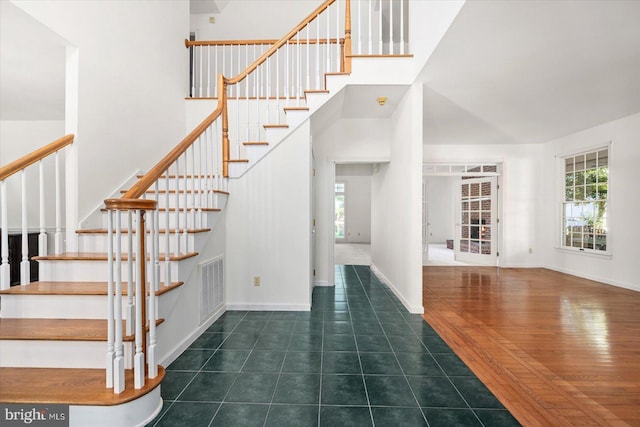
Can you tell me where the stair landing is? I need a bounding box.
[0,366,165,405]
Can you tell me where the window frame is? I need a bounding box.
[558,144,611,257]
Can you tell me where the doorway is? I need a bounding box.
[423,163,502,267]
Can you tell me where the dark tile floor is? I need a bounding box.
[148,265,520,426]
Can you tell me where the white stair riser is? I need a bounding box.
[228,162,249,178]
[0,340,133,369]
[100,210,221,230]
[38,258,196,283]
[283,110,310,128]
[245,145,270,164]
[77,232,207,254]
[1,295,128,319]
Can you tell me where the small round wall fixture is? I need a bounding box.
[377,96,387,106]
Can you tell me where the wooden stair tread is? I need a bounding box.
[284,106,310,112]
[0,318,164,341]
[263,124,289,129]
[76,228,211,234]
[0,281,184,296]
[33,252,198,261]
[304,89,329,94]
[0,366,165,405]
[226,159,249,163]
[243,141,269,146]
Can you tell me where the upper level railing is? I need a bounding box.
[0,134,74,290]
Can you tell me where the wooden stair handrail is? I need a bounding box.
[185,37,344,47]
[225,0,337,86]
[104,75,225,210]
[0,134,74,181]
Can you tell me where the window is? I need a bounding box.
[562,147,608,252]
[335,182,345,240]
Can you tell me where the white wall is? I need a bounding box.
[11,0,190,224]
[191,0,316,40]
[0,120,66,231]
[313,118,391,285]
[423,144,544,267]
[226,122,312,310]
[540,113,640,291]
[371,83,423,313]
[425,176,456,243]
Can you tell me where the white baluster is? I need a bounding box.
[378,0,383,54]
[327,9,331,72]
[126,211,134,336]
[148,204,159,379]
[276,48,281,121]
[191,44,196,97]
[255,45,260,140]
[1,181,10,290]
[297,33,301,106]
[306,24,310,90]
[174,161,181,255]
[266,55,271,125]
[357,0,361,54]
[236,90,241,158]
[316,15,320,89]
[164,173,171,283]
[182,156,188,247]
[285,41,290,108]
[207,46,211,97]
[114,210,125,394]
[214,47,218,98]
[106,210,114,388]
[20,170,29,285]
[190,145,196,233]
[389,0,393,54]
[197,135,203,229]
[54,151,63,254]
[369,0,373,54]
[199,45,203,97]
[38,160,47,256]
[133,209,144,389]
[246,45,251,143]
[337,0,341,67]
[400,0,405,54]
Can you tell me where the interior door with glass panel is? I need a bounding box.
[455,177,498,265]
[334,182,346,242]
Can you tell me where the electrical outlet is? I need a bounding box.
[253,276,261,286]
[209,16,216,24]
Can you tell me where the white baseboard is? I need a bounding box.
[226,303,311,311]
[370,264,424,314]
[159,304,226,368]
[313,280,331,287]
[543,265,639,293]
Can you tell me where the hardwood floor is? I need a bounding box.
[423,267,640,427]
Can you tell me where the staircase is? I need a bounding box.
[0,0,466,424]
[0,176,228,426]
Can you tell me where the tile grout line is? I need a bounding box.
[351,265,432,427]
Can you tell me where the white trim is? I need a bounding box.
[554,246,612,259]
[158,304,225,368]
[226,303,311,311]
[370,263,423,314]
[544,265,638,293]
[557,144,611,255]
[69,386,161,427]
[314,280,331,287]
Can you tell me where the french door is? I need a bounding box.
[455,177,498,265]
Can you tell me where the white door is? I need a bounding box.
[455,177,498,265]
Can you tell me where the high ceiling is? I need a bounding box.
[419,0,640,145]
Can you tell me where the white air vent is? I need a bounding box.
[199,256,224,324]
